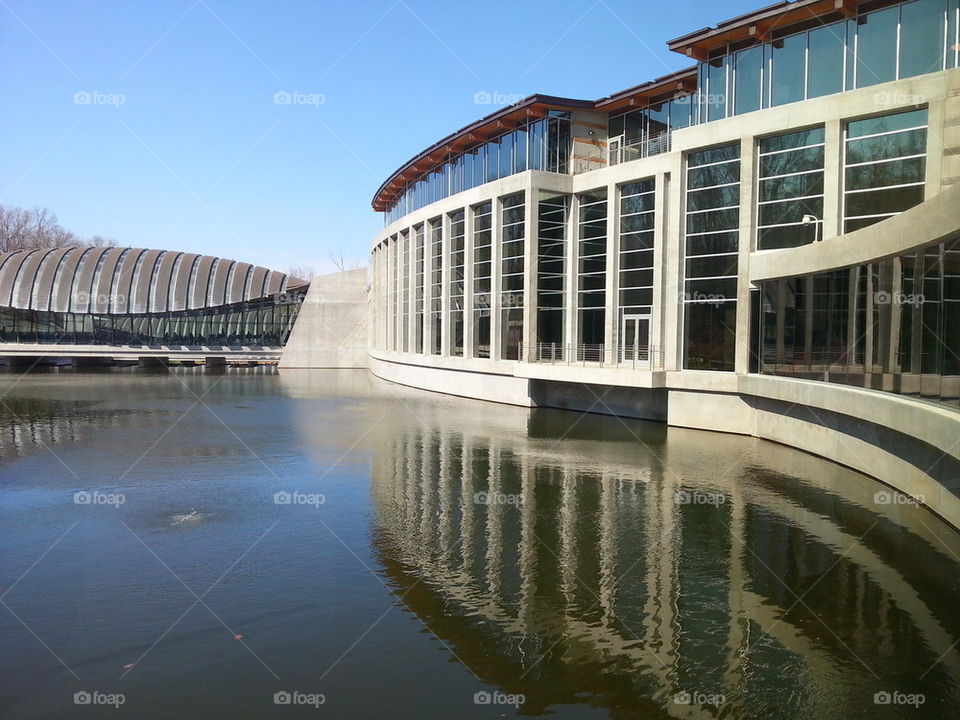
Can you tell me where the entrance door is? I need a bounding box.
[609,135,624,165]
[621,314,650,365]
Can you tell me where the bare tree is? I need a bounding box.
[287,264,317,281]
[328,250,362,272]
[0,204,117,252]
[330,249,347,272]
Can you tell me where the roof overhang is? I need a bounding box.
[667,0,860,60]
[372,95,595,212]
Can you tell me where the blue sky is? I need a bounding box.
[1,0,761,274]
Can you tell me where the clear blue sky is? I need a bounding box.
[1,0,760,274]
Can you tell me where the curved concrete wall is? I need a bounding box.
[0,246,291,314]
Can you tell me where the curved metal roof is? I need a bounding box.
[0,246,294,314]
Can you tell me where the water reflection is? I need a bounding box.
[370,404,960,718]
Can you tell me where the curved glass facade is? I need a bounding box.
[384,114,571,224]
[0,295,302,348]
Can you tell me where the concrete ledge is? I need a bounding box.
[738,374,960,463]
[368,354,532,406]
[750,183,960,281]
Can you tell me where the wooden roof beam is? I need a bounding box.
[835,0,858,18]
[684,44,708,61]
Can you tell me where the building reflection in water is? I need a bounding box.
[369,400,960,718]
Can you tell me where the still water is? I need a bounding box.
[0,368,958,719]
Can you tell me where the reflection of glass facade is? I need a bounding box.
[684,144,740,371]
[759,239,960,408]
[371,407,960,717]
[385,114,572,224]
[843,108,928,232]
[0,296,302,348]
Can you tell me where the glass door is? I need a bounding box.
[609,135,623,166]
[621,314,650,365]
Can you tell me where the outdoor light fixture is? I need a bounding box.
[802,214,822,243]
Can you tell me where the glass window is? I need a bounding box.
[537,193,566,352]
[844,109,928,232]
[684,144,740,371]
[618,180,656,342]
[734,45,763,114]
[577,188,607,347]
[900,0,947,79]
[706,58,728,121]
[500,193,525,360]
[472,202,493,358]
[807,23,845,98]
[448,210,465,356]
[771,33,806,106]
[856,6,899,87]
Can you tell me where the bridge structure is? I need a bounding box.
[1,343,282,367]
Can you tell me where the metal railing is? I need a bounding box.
[520,342,663,369]
[608,132,672,166]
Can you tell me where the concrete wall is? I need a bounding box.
[278,268,368,369]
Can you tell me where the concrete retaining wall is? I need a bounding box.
[279,268,368,369]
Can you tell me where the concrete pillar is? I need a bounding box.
[205,356,226,367]
[138,356,168,368]
[823,118,842,241]
[564,193,579,354]
[651,171,669,369]
[663,153,685,372]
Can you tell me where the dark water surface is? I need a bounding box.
[1,368,958,719]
